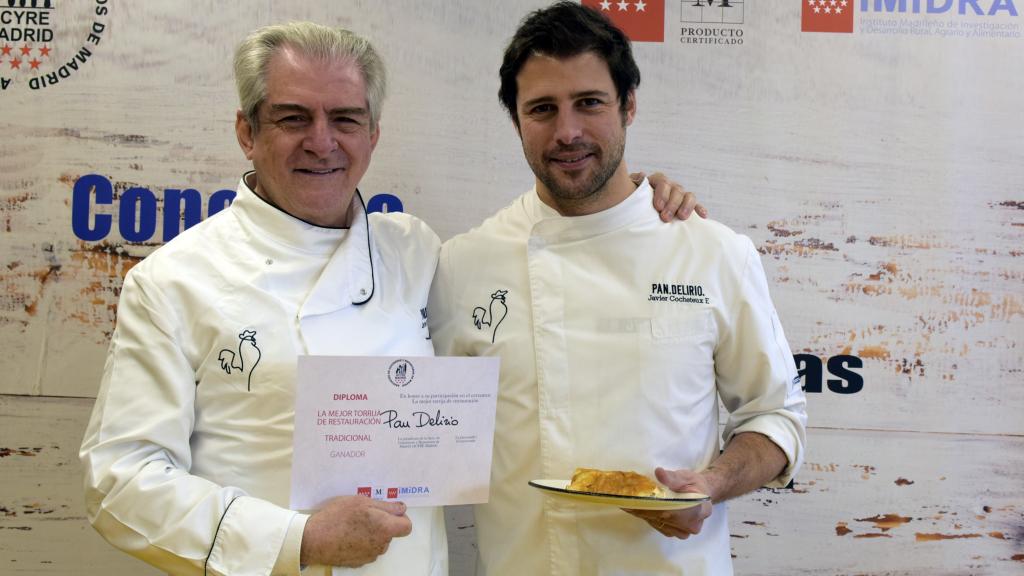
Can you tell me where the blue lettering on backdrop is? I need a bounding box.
[119,187,157,243]
[860,0,1018,15]
[365,193,403,214]
[795,354,865,394]
[71,173,113,242]
[163,188,203,241]
[208,190,236,218]
[71,174,405,243]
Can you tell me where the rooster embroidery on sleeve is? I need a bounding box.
[218,329,262,391]
[472,290,508,344]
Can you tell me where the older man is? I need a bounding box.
[80,23,444,575]
[429,3,807,574]
[80,20,699,576]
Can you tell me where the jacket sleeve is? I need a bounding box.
[79,269,300,576]
[427,240,461,357]
[714,238,808,488]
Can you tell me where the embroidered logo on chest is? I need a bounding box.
[217,329,262,391]
[472,290,508,343]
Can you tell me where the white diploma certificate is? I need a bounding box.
[290,355,499,510]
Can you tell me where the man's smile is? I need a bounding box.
[294,167,343,175]
[548,148,596,170]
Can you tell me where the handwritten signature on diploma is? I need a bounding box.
[382,409,460,429]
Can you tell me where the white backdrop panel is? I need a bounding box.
[1,1,1021,573]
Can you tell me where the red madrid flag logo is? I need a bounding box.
[802,0,854,33]
[582,0,665,43]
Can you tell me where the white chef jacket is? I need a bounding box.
[428,179,807,576]
[80,175,447,576]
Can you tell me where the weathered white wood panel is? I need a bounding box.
[1,1,1021,574]
[729,427,1024,575]
[0,394,160,574]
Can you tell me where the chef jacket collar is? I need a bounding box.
[525,177,655,243]
[309,190,375,309]
[236,172,374,307]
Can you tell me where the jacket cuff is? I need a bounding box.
[271,513,309,575]
[206,496,295,576]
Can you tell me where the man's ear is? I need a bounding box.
[623,90,637,127]
[235,111,256,160]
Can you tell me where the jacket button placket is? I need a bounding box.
[528,229,578,574]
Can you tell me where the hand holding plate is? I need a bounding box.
[623,467,713,539]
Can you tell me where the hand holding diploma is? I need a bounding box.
[300,496,413,567]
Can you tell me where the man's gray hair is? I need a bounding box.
[234,21,387,132]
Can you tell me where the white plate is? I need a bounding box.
[528,479,710,510]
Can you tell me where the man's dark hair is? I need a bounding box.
[498,1,641,127]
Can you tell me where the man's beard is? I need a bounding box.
[528,127,626,208]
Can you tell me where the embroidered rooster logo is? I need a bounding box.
[218,329,262,391]
[472,290,508,344]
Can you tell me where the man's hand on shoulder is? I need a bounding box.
[623,467,713,539]
[633,171,708,223]
[300,496,412,567]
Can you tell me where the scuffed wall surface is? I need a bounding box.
[1,1,1021,573]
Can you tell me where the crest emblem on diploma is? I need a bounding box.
[388,359,415,387]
